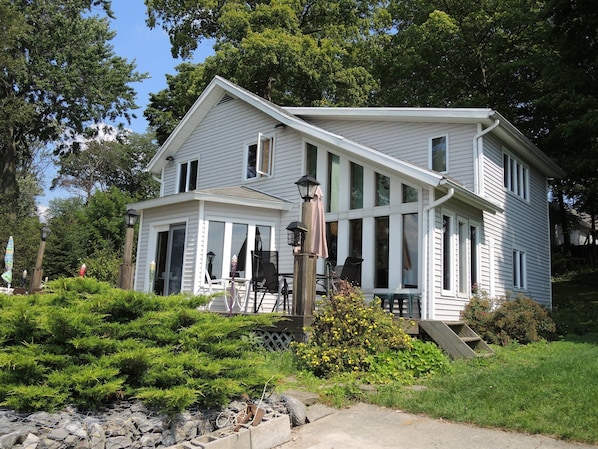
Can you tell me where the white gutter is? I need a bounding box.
[473,119,500,195]
[422,187,455,320]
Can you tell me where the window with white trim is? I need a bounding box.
[503,152,529,200]
[430,135,448,173]
[442,214,453,292]
[513,248,527,289]
[178,160,198,193]
[246,133,274,179]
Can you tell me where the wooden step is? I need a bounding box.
[419,320,494,360]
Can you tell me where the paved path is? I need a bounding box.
[277,403,597,449]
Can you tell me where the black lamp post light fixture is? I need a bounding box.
[295,175,319,202]
[125,209,139,228]
[207,251,215,278]
[286,221,308,248]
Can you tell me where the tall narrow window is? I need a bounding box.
[513,249,527,289]
[442,215,452,291]
[246,134,273,179]
[327,153,340,212]
[306,143,318,179]
[503,152,529,200]
[403,213,419,288]
[231,223,249,277]
[206,221,225,279]
[458,221,468,294]
[374,216,389,288]
[375,173,390,206]
[154,224,186,295]
[178,160,199,193]
[326,221,338,267]
[470,225,479,291]
[350,162,363,209]
[431,136,448,172]
[349,219,363,284]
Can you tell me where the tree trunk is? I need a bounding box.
[557,188,571,253]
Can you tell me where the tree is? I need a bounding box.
[0,0,146,204]
[51,129,160,201]
[145,0,385,143]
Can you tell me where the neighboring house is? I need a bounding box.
[129,76,564,321]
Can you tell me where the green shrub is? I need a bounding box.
[492,295,556,345]
[294,282,413,377]
[462,293,556,345]
[1,385,68,412]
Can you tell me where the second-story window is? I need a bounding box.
[178,160,198,193]
[246,133,274,180]
[503,152,529,200]
[430,135,448,173]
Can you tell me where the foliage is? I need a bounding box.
[462,292,556,345]
[551,268,598,335]
[294,282,447,382]
[0,0,146,203]
[0,278,281,414]
[371,337,598,444]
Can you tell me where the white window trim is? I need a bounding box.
[430,134,449,173]
[244,133,274,181]
[441,210,455,296]
[469,221,481,295]
[512,247,527,290]
[457,217,469,298]
[503,150,530,201]
[177,159,199,193]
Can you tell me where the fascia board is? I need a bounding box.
[128,190,293,212]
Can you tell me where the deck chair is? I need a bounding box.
[251,251,282,312]
[331,256,363,292]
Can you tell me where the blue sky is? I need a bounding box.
[40,2,213,206]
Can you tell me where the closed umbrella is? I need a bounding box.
[2,236,14,287]
[311,186,328,259]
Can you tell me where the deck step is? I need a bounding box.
[419,320,494,360]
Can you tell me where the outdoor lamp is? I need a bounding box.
[207,251,215,263]
[125,209,139,228]
[295,175,320,202]
[286,221,308,247]
[40,226,51,241]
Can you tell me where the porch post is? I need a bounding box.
[292,201,316,318]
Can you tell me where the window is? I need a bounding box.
[306,143,318,179]
[178,160,198,193]
[503,152,529,200]
[374,216,389,288]
[153,224,186,295]
[402,184,418,203]
[375,173,390,206]
[246,133,273,179]
[431,136,448,172]
[470,225,479,292]
[403,213,419,288]
[326,221,338,266]
[442,214,452,291]
[327,153,340,212]
[458,220,468,295]
[350,162,364,209]
[513,249,527,289]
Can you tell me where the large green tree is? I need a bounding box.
[145,0,386,143]
[0,0,146,204]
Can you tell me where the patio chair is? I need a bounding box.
[251,251,283,312]
[331,256,363,292]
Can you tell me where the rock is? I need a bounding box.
[22,433,41,449]
[281,395,307,427]
[105,436,133,449]
[0,431,20,449]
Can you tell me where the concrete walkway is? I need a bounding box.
[277,403,597,449]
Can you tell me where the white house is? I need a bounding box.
[129,76,564,321]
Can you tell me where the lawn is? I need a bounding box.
[359,268,598,444]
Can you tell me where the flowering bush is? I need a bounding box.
[294,281,413,377]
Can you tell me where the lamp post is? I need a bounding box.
[29,225,51,293]
[292,175,319,319]
[118,209,139,290]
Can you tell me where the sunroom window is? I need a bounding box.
[431,135,448,173]
[246,133,273,179]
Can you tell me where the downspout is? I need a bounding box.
[473,119,500,195]
[153,174,164,197]
[422,187,455,320]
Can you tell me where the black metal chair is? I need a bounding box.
[251,251,283,312]
[331,256,363,292]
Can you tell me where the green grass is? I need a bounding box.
[366,336,598,444]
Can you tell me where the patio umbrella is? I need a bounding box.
[2,236,14,287]
[311,186,328,259]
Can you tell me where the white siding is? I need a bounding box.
[301,119,478,191]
